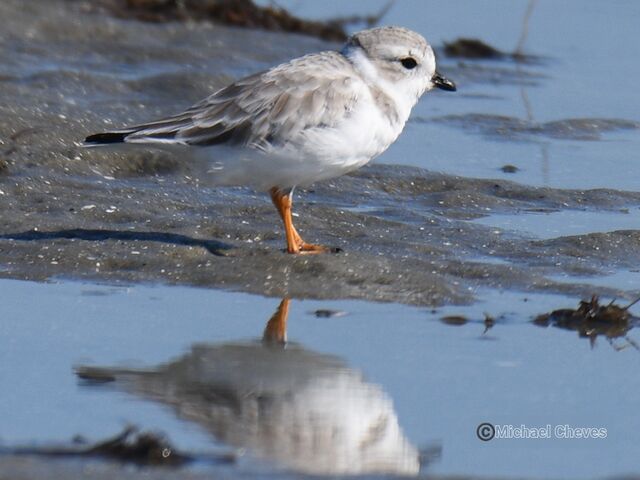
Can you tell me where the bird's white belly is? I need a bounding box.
[278,100,405,186]
[187,98,406,191]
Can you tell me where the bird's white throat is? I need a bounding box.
[342,46,413,125]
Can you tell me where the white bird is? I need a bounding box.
[85,26,456,254]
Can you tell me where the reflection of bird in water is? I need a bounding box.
[76,299,420,475]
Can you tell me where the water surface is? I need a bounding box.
[2,279,639,478]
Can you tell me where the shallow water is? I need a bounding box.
[2,278,640,478]
[474,207,640,239]
[551,269,640,294]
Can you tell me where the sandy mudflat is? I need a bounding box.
[1,0,639,308]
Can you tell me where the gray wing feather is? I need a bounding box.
[121,52,361,150]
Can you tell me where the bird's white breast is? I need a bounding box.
[291,79,408,179]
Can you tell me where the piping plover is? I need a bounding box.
[85,26,456,254]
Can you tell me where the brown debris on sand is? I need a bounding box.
[534,295,640,350]
[80,0,393,42]
[444,38,505,59]
[440,315,468,326]
[442,37,539,62]
[3,425,239,467]
[4,426,194,467]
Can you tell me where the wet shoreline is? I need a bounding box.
[1,0,640,306]
[2,159,640,305]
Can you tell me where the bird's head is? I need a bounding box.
[342,26,456,111]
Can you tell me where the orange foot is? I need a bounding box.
[293,242,334,255]
[289,226,333,254]
[270,187,341,255]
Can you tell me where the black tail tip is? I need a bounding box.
[84,132,128,144]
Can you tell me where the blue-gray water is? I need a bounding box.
[2,279,639,478]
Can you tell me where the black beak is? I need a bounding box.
[432,71,456,92]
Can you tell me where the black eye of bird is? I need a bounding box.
[400,57,418,70]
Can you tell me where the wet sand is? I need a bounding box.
[3,2,640,478]
[2,0,640,307]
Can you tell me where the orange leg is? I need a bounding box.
[269,187,330,254]
[262,298,290,344]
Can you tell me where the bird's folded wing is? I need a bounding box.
[109,51,362,150]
